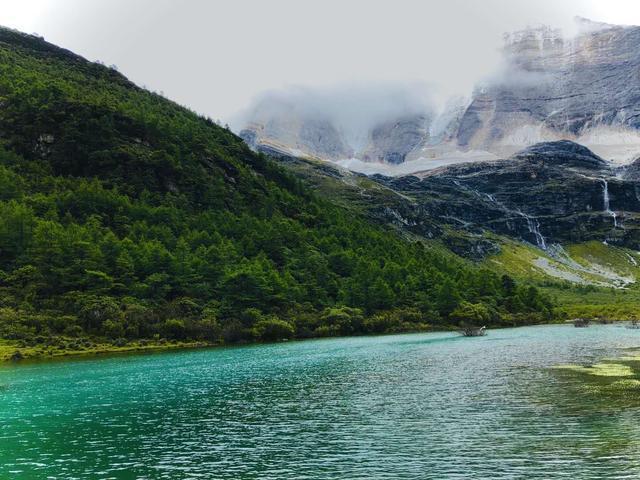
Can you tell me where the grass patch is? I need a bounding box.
[565,241,640,277]
[0,338,211,363]
[486,239,640,320]
[486,241,547,280]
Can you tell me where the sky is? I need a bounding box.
[1,0,640,124]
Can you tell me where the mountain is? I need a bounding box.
[269,139,640,318]
[456,18,640,162]
[378,140,636,249]
[240,18,640,173]
[238,85,461,170]
[0,27,554,358]
[239,92,353,160]
[360,114,430,164]
[240,94,477,172]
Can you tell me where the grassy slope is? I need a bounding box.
[486,240,640,320]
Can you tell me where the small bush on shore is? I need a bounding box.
[252,318,295,341]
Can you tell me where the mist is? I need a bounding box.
[4,1,640,123]
[233,82,444,151]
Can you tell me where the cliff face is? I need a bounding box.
[360,115,430,164]
[238,94,353,160]
[373,141,640,249]
[240,19,640,171]
[455,20,640,161]
[240,118,352,161]
[240,110,436,165]
[268,141,640,255]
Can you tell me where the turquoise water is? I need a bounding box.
[1,324,640,479]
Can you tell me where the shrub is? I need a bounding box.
[314,324,340,337]
[363,312,400,333]
[161,318,186,340]
[191,317,221,342]
[239,308,264,327]
[63,324,84,337]
[77,295,121,331]
[103,319,125,339]
[319,306,364,335]
[449,301,491,326]
[221,320,249,343]
[251,318,294,341]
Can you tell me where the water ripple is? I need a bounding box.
[1,325,640,478]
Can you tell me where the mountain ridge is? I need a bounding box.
[240,18,640,174]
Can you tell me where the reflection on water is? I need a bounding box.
[1,325,640,479]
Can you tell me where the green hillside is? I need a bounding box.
[270,147,640,324]
[0,28,553,357]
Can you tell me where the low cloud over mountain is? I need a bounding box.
[240,18,640,175]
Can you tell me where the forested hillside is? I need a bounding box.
[0,27,553,351]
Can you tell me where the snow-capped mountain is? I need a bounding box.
[240,18,640,174]
[457,18,640,163]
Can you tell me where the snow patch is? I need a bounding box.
[335,148,498,176]
[578,126,640,164]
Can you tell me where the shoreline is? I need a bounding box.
[0,339,216,364]
[5,319,635,365]
[0,321,569,365]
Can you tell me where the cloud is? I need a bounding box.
[233,82,440,150]
[5,0,640,121]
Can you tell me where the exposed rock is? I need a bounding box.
[239,19,640,171]
[361,115,429,164]
[377,141,640,248]
[455,20,640,161]
[272,140,640,258]
[240,117,352,161]
[442,233,501,260]
[623,156,640,181]
[512,140,607,170]
[238,93,353,161]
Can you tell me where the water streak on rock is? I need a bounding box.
[601,179,619,228]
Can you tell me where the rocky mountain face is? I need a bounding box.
[455,19,640,161]
[239,98,457,168]
[360,115,430,164]
[240,19,640,171]
[377,141,640,248]
[274,141,640,255]
[239,94,353,160]
[241,119,352,161]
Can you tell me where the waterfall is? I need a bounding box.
[601,179,619,228]
[452,179,496,204]
[528,216,547,250]
[452,178,546,249]
[518,210,547,250]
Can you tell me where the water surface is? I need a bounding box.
[2,325,640,479]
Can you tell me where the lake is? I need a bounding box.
[2,324,640,479]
